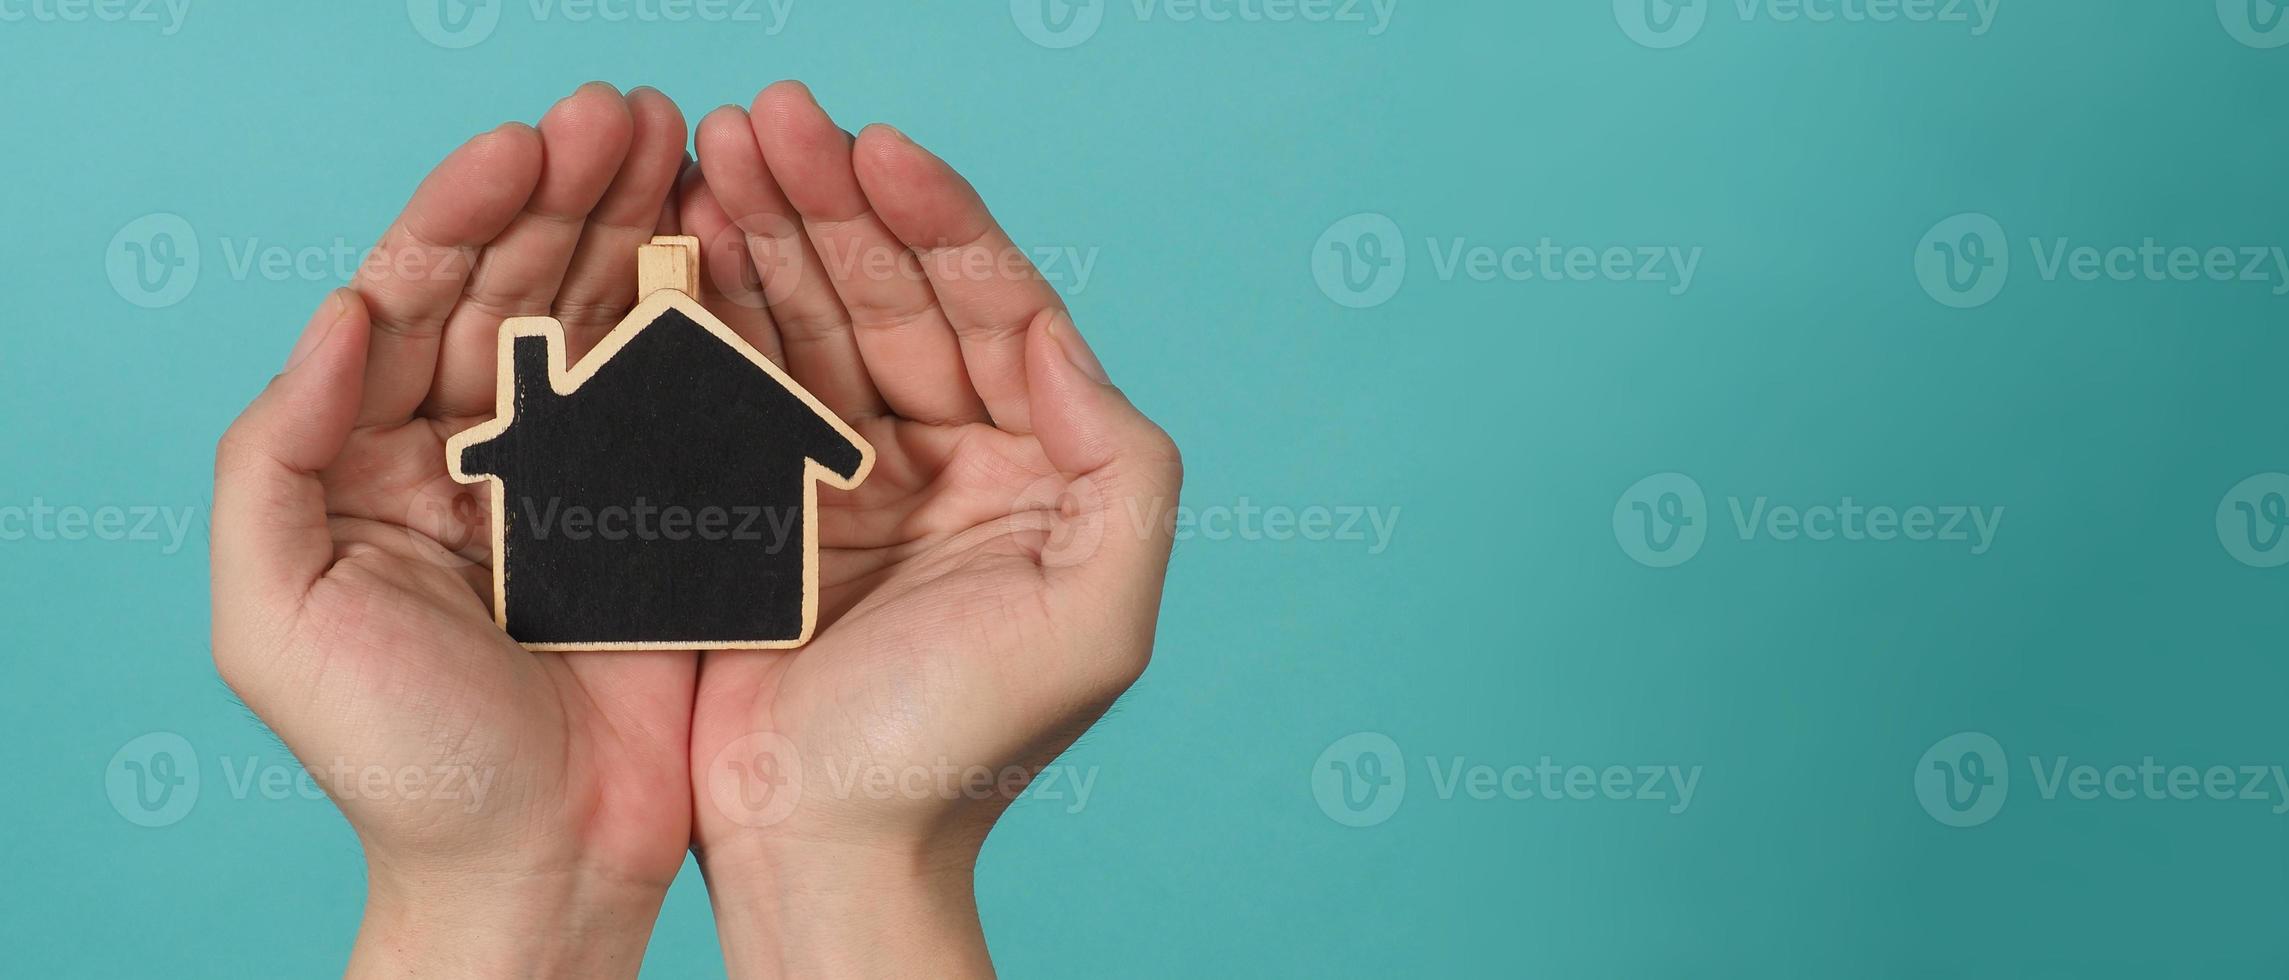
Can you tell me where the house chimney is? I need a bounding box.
[638,235,701,298]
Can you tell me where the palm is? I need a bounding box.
[210,84,701,886]
[680,85,1177,849]
[692,415,1073,831]
[295,416,695,879]
[820,416,1068,614]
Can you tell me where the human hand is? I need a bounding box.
[209,83,696,978]
[678,83,1182,977]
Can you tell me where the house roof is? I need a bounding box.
[448,286,875,490]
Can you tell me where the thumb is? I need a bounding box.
[211,289,370,632]
[1023,310,1183,585]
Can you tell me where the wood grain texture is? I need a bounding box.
[637,234,700,298]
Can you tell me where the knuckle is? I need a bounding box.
[211,649,253,699]
[213,428,254,478]
[1080,648,1152,706]
[1109,646,1153,690]
[1134,426,1183,485]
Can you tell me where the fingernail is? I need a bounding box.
[285,289,350,372]
[872,122,913,145]
[1051,314,1111,385]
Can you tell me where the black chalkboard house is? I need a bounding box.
[446,237,874,651]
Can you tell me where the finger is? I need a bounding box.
[853,123,1062,434]
[353,124,543,427]
[556,651,697,757]
[1025,311,1181,586]
[696,99,885,420]
[680,163,787,368]
[554,86,689,359]
[425,82,636,421]
[213,290,371,633]
[753,85,982,425]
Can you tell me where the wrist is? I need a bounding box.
[699,837,992,979]
[348,862,669,979]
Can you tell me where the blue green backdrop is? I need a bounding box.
[5,1,2287,975]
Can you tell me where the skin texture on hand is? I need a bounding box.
[210,83,699,979]
[210,79,1180,979]
[679,82,1181,978]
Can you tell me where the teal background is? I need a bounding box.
[5,1,2288,975]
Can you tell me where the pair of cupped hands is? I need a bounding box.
[210,81,1180,978]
